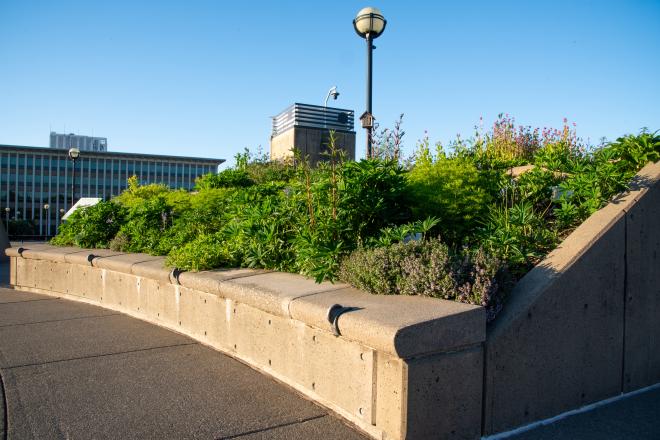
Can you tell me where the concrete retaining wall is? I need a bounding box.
[6,244,485,440]
[6,160,660,439]
[483,160,660,435]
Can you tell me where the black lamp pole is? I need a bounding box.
[353,7,386,159]
[68,148,80,211]
[366,33,374,158]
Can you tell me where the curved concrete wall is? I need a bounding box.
[6,160,660,439]
[6,244,485,440]
[483,160,660,435]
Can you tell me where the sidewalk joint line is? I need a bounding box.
[0,313,121,328]
[5,342,198,370]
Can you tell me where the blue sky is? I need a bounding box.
[1,0,659,167]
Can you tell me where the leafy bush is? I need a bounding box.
[51,121,659,320]
[51,201,124,248]
[407,137,498,243]
[195,168,254,189]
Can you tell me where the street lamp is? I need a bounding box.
[68,147,80,210]
[4,207,9,226]
[44,204,50,238]
[353,6,386,159]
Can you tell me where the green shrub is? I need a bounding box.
[166,233,234,271]
[114,195,174,254]
[195,168,254,190]
[339,238,509,320]
[406,152,497,244]
[51,201,124,248]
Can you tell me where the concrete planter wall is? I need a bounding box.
[6,246,485,440]
[483,159,660,435]
[6,160,660,439]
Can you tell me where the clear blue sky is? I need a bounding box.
[1,0,659,167]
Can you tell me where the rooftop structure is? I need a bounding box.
[50,132,108,152]
[270,103,356,164]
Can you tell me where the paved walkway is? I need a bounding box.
[502,386,660,440]
[1,260,659,439]
[0,287,367,439]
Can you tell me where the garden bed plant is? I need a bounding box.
[52,117,660,320]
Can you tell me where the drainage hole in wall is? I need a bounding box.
[268,359,272,366]
[358,408,364,415]
[204,331,207,336]
[234,344,237,349]
[233,308,237,314]
[312,382,315,390]
[312,335,317,342]
[179,321,181,325]
[268,319,271,325]
[360,353,364,360]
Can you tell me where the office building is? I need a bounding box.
[50,132,108,152]
[270,103,355,164]
[1,144,224,237]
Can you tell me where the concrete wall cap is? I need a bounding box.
[177,268,267,292]
[65,249,125,266]
[289,287,486,357]
[217,272,347,317]
[20,246,86,262]
[92,253,163,272]
[131,258,171,282]
[5,247,21,257]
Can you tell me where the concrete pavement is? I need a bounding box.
[0,286,368,439]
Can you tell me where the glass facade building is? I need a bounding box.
[1,144,224,237]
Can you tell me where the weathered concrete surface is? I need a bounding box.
[484,217,626,434]
[623,166,660,392]
[0,287,367,439]
[289,286,485,358]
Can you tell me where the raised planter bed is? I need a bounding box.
[6,160,660,439]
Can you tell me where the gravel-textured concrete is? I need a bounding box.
[0,287,367,439]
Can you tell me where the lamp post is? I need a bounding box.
[353,7,386,159]
[68,148,80,211]
[44,204,50,238]
[4,207,9,227]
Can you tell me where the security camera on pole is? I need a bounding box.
[353,7,386,159]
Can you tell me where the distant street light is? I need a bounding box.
[68,147,80,210]
[353,6,386,159]
[4,207,9,227]
[44,204,50,237]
